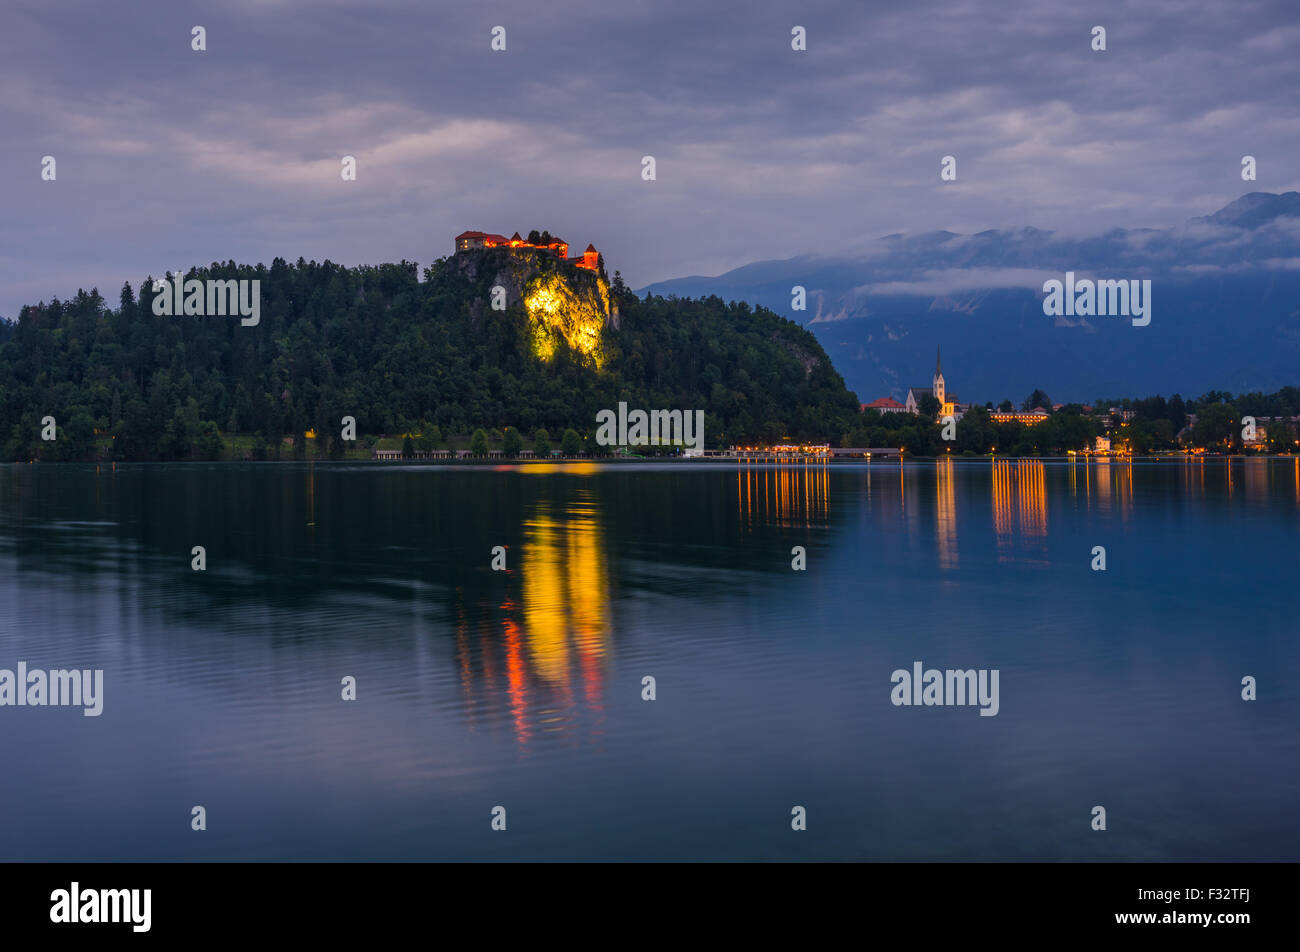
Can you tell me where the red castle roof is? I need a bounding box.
[457,230,596,267]
[456,230,510,243]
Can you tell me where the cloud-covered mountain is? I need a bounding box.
[639,193,1300,404]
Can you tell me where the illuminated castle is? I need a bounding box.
[455,230,600,271]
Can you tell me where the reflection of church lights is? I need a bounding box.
[936,458,957,569]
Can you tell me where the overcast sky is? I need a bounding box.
[2,0,1297,317]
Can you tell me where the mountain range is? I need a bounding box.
[640,192,1300,404]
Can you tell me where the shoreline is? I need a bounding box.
[7,452,1298,466]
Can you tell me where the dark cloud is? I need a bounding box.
[2,0,1297,315]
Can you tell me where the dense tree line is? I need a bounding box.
[842,404,1101,456]
[0,253,862,461]
[844,387,1300,456]
[1090,389,1300,452]
[5,250,1295,461]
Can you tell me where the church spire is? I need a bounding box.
[936,345,942,377]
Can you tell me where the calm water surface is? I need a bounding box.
[1,459,1297,860]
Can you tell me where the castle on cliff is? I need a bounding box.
[454,230,600,272]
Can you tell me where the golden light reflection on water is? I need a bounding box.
[519,462,601,477]
[1171,454,1297,506]
[736,461,829,529]
[1245,457,1268,502]
[451,491,612,750]
[1071,457,1134,520]
[936,458,957,569]
[1095,459,1111,507]
[1119,459,1133,519]
[501,604,532,747]
[513,496,611,742]
[1178,454,1206,499]
[521,516,571,683]
[992,459,1047,561]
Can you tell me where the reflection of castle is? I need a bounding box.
[454,230,600,271]
[452,493,611,749]
[521,503,610,685]
[936,458,957,569]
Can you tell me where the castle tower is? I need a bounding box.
[933,346,945,407]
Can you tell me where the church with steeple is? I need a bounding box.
[904,347,962,419]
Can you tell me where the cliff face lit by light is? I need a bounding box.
[524,271,611,367]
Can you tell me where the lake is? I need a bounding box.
[1,458,1296,860]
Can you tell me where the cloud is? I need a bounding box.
[3,0,1300,317]
[852,267,1057,298]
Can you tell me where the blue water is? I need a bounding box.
[0,458,1296,860]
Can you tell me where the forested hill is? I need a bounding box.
[0,249,862,460]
